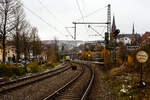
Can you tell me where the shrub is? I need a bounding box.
[0,64,25,78]
[100,48,110,58]
[11,66,25,76]
[109,65,126,76]
[80,51,93,60]
[127,55,134,67]
[26,62,40,73]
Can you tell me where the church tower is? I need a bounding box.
[131,23,136,45]
[110,15,116,41]
[132,23,135,35]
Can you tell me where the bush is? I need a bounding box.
[0,64,25,78]
[0,61,61,78]
[100,48,110,58]
[26,62,40,73]
[80,51,93,60]
[11,66,25,76]
[125,55,135,72]
[109,65,126,76]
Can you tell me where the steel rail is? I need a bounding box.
[81,64,95,100]
[0,63,71,94]
[43,62,94,100]
[43,64,84,100]
[0,63,65,86]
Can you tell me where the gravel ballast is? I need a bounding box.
[0,64,82,100]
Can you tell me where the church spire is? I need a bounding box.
[132,23,135,35]
[110,15,116,41]
[112,15,116,32]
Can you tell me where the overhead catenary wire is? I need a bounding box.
[101,26,107,35]
[65,27,74,39]
[88,25,105,39]
[76,0,85,22]
[22,5,66,37]
[75,0,91,40]
[79,0,92,40]
[37,0,66,27]
[76,5,107,21]
[81,0,86,17]
[37,0,80,40]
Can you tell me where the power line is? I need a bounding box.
[22,5,66,37]
[37,0,81,40]
[65,27,74,39]
[76,6,107,21]
[76,0,84,22]
[101,26,107,35]
[81,0,86,15]
[76,0,91,39]
[37,0,66,27]
[88,25,105,39]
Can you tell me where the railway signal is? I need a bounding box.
[112,29,120,37]
[105,32,109,49]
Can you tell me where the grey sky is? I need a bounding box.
[22,0,150,40]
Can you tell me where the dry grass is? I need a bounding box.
[108,64,126,77]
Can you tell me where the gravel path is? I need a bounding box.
[88,64,116,100]
[0,64,82,100]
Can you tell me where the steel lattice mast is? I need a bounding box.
[107,4,111,41]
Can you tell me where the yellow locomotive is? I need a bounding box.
[65,56,71,61]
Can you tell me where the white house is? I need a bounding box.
[117,36,132,45]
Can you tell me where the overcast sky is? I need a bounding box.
[22,0,150,41]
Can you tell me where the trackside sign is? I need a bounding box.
[136,51,149,63]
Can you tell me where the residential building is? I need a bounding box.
[117,35,132,45]
[0,44,16,63]
[117,24,141,45]
[141,32,150,45]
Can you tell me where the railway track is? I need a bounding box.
[43,63,94,100]
[0,63,71,94]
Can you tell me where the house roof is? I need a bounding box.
[117,33,141,39]
[141,32,150,41]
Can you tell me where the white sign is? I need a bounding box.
[136,51,149,63]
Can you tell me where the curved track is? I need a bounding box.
[43,63,94,100]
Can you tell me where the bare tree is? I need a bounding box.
[0,0,17,63]
[29,27,42,59]
[30,27,38,58]
[22,22,32,60]
[13,1,25,63]
[34,36,42,58]
[44,38,59,62]
[53,37,59,62]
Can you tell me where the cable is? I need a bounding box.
[65,27,74,39]
[22,5,66,37]
[88,25,105,39]
[76,0,91,39]
[76,0,84,22]
[81,0,86,15]
[76,5,107,21]
[37,0,66,27]
[101,26,106,36]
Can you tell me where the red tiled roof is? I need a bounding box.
[142,32,150,41]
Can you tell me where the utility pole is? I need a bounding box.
[107,4,111,41]
[73,23,76,60]
[65,26,76,60]
[72,4,111,60]
[74,23,76,40]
